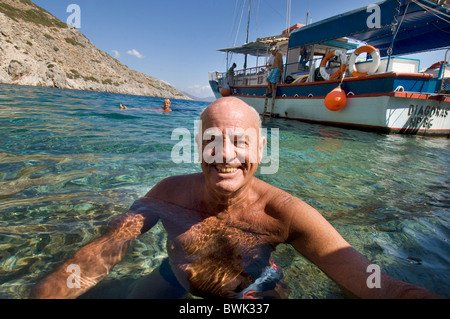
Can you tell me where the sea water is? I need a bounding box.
[0,84,448,298]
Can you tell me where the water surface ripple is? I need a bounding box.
[0,84,448,298]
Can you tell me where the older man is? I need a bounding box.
[31,97,439,299]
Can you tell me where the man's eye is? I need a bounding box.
[234,136,246,146]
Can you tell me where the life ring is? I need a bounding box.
[319,50,347,80]
[348,45,380,77]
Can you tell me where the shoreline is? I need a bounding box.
[0,82,194,102]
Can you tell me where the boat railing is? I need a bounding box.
[216,65,269,87]
[212,53,450,89]
[219,56,323,86]
[234,65,268,85]
[215,57,348,87]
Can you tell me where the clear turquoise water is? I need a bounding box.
[0,84,448,298]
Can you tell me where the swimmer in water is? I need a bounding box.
[30,97,441,299]
[162,99,172,112]
[145,99,172,112]
[118,100,171,112]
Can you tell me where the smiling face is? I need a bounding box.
[198,97,265,196]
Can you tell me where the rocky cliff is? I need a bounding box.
[0,0,190,99]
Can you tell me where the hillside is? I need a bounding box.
[0,0,190,99]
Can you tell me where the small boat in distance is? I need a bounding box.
[209,0,450,137]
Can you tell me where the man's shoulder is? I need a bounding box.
[174,172,204,183]
[253,177,305,210]
[253,177,294,202]
[155,173,202,189]
[145,173,203,200]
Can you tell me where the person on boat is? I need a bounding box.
[227,63,237,76]
[227,63,237,86]
[30,97,441,299]
[266,47,283,98]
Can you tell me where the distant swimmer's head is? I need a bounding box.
[197,97,266,194]
[163,99,171,111]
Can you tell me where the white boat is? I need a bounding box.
[209,0,450,137]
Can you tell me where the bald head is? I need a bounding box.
[200,97,261,129]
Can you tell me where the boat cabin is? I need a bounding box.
[210,0,450,95]
[211,29,448,90]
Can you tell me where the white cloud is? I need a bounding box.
[185,84,213,98]
[188,84,211,92]
[127,49,144,59]
[111,50,120,58]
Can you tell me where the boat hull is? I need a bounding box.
[209,73,450,137]
[235,94,449,136]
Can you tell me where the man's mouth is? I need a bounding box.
[214,165,239,174]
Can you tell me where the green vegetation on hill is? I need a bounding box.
[0,0,67,28]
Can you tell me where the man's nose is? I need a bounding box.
[221,138,235,163]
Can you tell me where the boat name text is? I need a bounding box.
[407,104,449,129]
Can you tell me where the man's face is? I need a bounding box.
[199,99,265,195]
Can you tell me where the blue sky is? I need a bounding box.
[33,0,446,99]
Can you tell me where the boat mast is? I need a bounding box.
[286,0,291,32]
[244,0,251,71]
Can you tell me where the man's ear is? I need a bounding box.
[195,133,202,162]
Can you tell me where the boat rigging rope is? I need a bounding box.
[386,0,409,70]
[388,0,410,56]
[234,0,247,47]
[411,0,450,24]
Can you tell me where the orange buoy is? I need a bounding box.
[220,87,232,97]
[324,86,347,111]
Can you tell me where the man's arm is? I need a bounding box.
[30,207,159,299]
[285,196,441,299]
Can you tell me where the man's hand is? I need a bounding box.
[30,210,154,299]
